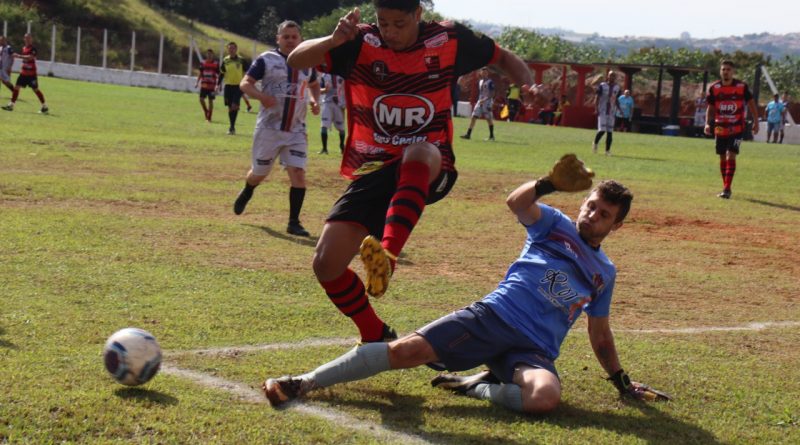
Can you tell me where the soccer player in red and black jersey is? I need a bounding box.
[195,49,220,122]
[288,0,536,343]
[2,33,47,113]
[704,60,759,199]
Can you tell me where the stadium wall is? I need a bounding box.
[10,60,196,92]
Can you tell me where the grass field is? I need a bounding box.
[1,77,799,444]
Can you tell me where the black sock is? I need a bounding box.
[606,132,613,151]
[489,125,494,138]
[594,131,605,144]
[289,187,306,224]
[229,111,235,129]
[339,132,345,150]
[321,132,328,151]
[466,128,472,137]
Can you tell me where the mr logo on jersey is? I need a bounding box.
[719,101,739,114]
[372,94,435,145]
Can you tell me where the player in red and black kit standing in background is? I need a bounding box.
[704,59,759,199]
[288,0,536,343]
[195,48,220,123]
[2,33,47,113]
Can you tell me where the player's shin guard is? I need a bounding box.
[289,187,306,224]
[381,161,430,264]
[301,342,390,388]
[469,382,524,412]
[321,268,385,342]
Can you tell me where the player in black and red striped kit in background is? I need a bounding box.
[195,49,220,123]
[2,33,47,113]
[704,60,759,199]
[288,0,537,343]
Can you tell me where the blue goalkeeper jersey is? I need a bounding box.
[481,204,616,360]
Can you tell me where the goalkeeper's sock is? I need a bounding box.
[381,160,429,265]
[320,268,385,342]
[467,383,524,412]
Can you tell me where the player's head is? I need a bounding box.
[0,36,6,45]
[276,20,302,54]
[373,0,422,51]
[623,89,630,96]
[720,60,735,81]
[479,67,489,78]
[227,42,238,56]
[607,70,617,82]
[205,48,214,58]
[576,180,632,245]
[24,33,32,45]
[773,93,780,101]
[782,92,790,101]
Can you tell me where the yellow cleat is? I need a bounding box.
[359,235,396,298]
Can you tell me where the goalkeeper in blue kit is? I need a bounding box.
[263,154,670,413]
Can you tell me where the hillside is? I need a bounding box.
[2,0,268,63]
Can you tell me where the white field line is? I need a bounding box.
[161,364,435,445]
[617,321,800,334]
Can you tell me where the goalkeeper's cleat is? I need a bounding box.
[359,235,395,298]
[262,376,313,407]
[431,370,500,395]
[718,189,731,199]
[233,186,254,215]
[358,324,397,345]
[286,221,310,237]
[2,103,13,111]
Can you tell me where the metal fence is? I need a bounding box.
[2,19,265,76]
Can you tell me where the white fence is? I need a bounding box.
[2,20,266,93]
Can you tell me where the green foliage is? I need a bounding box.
[496,27,607,63]
[766,55,800,97]
[301,2,442,39]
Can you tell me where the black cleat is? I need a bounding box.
[318,149,328,155]
[233,186,253,215]
[431,370,500,395]
[227,128,236,135]
[459,134,470,140]
[358,324,397,345]
[40,105,49,114]
[262,376,313,408]
[286,221,310,237]
[718,189,731,199]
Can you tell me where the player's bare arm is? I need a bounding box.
[491,48,535,101]
[705,106,715,136]
[309,79,321,116]
[506,181,543,226]
[239,75,276,108]
[748,98,759,134]
[288,8,361,69]
[587,315,622,376]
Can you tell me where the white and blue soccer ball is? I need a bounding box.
[103,328,162,386]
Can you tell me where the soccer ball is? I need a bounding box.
[103,328,162,386]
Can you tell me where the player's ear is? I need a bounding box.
[414,5,422,21]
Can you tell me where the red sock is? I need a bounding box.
[34,90,45,103]
[719,159,726,187]
[381,161,430,262]
[724,159,736,190]
[321,268,384,341]
[11,89,19,102]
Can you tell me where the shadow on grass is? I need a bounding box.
[605,154,667,162]
[114,387,179,406]
[0,325,17,349]
[317,389,721,445]
[246,224,319,248]
[743,198,800,212]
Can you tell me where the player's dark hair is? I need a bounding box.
[228,41,237,47]
[373,0,421,13]
[721,59,735,68]
[277,20,301,34]
[595,180,633,223]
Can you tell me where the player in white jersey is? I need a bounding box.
[233,20,321,237]
[318,72,346,154]
[461,67,496,141]
[0,36,15,93]
[593,71,621,155]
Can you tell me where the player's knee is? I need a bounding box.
[386,335,435,368]
[403,141,440,165]
[522,384,561,414]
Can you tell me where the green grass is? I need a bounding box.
[1,77,799,444]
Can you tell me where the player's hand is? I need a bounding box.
[259,95,277,109]
[752,121,759,135]
[704,124,712,136]
[520,84,540,104]
[332,8,361,47]
[310,102,320,115]
[608,370,672,402]
[545,154,594,192]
